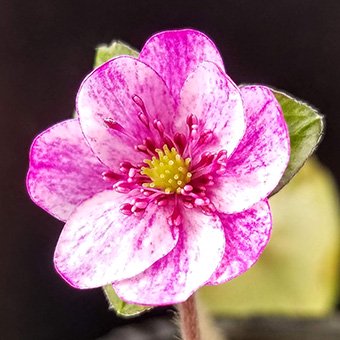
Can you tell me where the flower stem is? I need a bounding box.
[177,294,201,340]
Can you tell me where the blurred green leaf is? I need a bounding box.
[103,285,152,317]
[271,89,325,195]
[199,158,340,317]
[94,41,139,68]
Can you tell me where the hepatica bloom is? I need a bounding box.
[27,29,290,305]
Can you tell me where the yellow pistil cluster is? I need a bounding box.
[141,145,192,194]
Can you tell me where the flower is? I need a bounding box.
[27,29,290,306]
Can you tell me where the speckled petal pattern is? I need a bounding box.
[178,61,245,156]
[139,29,225,100]
[206,200,272,285]
[26,119,111,222]
[77,56,177,170]
[54,190,179,289]
[210,85,290,214]
[113,208,225,305]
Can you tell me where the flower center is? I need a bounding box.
[141,145,192,194]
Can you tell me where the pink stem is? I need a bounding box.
[177,294,201,340]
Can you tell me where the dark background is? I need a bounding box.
[1,0,339,339]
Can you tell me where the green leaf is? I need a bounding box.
[102,285,152,317]
[94,41,139,68]
[271,89,325,195]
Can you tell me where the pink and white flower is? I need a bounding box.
[27,29,290,305]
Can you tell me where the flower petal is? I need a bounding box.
[54,190,179,289]
[211,86,290,214]
[113,208,225,306]
[77,56,177,170]
[206,200,272,285]
[26,119,110,222]
[139,29,225,100]
[177,61,245,156]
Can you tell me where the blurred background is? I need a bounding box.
[1,0,339,339]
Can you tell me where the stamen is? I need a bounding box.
[201,203,217,215]
[128,168,138,178]
[194,198,207,206]
[192,174,214,186]
[198,130,214,145]
[138,113,149,127]
[183,184,193,192]
[153,119,165,136]
[183,201,194,209]
[135,137,159,157]
[157,197,168,206]
[120,203,133,215]
[103,118,125,133]
[132,94,145,108]
[186,114,199,139]
[120,161,135,173]
[101,171,123,182]
[173,132,187,154]
[144,137,157,153]
[186,114,198,128]
[168,207,182,226]
[163,135,175,149]
[113,181,135,193]
[134,198,148,209]
[216,150,228,164]
[195,152,215,168]
[136,144,149,153]
[132,95,150,128]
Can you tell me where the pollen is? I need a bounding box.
[141,145,192,194]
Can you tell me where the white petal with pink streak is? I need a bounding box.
[139,29,225,100]
[77,56,177,170]
[211,85,290,214]
[54,190,179,289]
[113,207,225,305]
[27,119,110,222]
[207,200,272,285]
[178,61,245,156]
